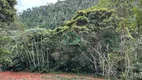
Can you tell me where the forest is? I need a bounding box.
[0,0,142,80]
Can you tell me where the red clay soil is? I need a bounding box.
[0,71,104,80]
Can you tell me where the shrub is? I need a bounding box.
[128,62,142,80]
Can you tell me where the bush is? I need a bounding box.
[128,62,142,80]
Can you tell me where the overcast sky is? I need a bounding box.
[15,0,58,12]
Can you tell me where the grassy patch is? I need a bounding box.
[41,75,90,80]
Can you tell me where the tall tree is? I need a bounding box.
[0,0,17,67]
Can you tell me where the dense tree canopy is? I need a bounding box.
[0,0,17,22]
[19,0,99,29]
[0,0,17,69]
[0,0,142,80]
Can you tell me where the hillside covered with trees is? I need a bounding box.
[19,0,99,29]
[0,0,142,80]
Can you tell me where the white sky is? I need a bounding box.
[15,0,58,12]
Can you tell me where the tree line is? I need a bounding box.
[0,0,142,80]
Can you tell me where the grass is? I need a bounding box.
[50,71,104,78]
[41,75,90,80]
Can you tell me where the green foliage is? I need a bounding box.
[10,55,27,71]
[128,62,142,80]
[19,0,99,29]
[133,7,142,26]
[62,32,81,45]
[0,0,17,22]
[0,0,20,71]
[102,29,119,50]
[5,5,120,74]
[75,16,89,26]
[71,25,90,33]
[0,36,13,70]
[0,0,142,80]
[132,7,142,35]
[10,28,52,72]
[96,0,135,17]
[64,20,75,26]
